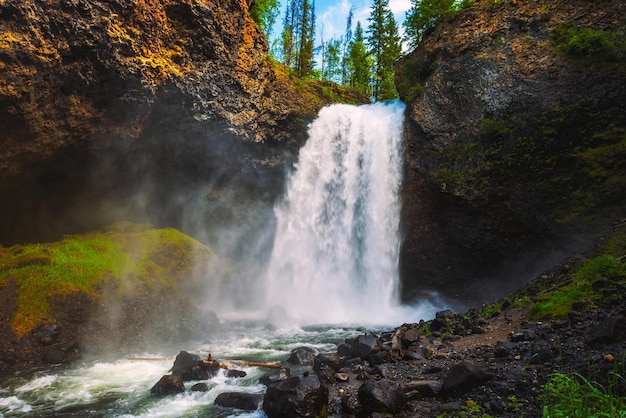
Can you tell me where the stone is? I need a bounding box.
[404,380,442,398]
[226,369,247,378]
[190,382,209,392]
[313,352,345,373]
[259,368,291,386]
[353,334,379,359]
[585,315,626,345]
[441,361,493,397]
[287,346,317,365]
[150,373,185,396]
[357,379,406,415]
[263,374,329,418]
[215,392,263,411]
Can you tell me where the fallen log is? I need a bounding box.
[127,357,282,369]
[207,359,283,369]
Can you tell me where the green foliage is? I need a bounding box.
[481,118,510,141]
[542,370,626,417]
[552,23,626,63]
[347,22,372,97]
[0,223,213,335]
[249,0,280,38]
[404,0,457,49]
[437,399,495,417]
[280,0,316,77]
[367,0,402,101]
[530,253,626,320]
[396,54,436,102]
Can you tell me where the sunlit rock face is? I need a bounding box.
[396,0,626,305]
[0,0,367,246]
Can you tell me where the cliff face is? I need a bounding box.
[396,0,626,305]
[0,0,366,246]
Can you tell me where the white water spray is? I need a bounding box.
[265,101,434,325]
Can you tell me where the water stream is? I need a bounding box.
[0,101,441,417]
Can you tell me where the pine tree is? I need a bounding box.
[347,22,371,97]
[367,0,402,101]
[323,38,342,83]
[341,7,354,85]
[280,0,316,77]
[404,0,456,48]
[249,0,280,39]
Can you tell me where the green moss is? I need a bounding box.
[552,23,626,63]
[397,54,436,103]
[530,252,626,320]
[0,223,215,335]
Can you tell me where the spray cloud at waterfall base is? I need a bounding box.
[262,101,443,326]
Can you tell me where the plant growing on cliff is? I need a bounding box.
[552,23,626,63]
[250,0,280,38]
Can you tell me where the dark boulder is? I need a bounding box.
[150,373,185,396]
[190,382,209,392]
[259,368,291,386]
[404,380,442,399]
[215,392,264,411]
[441,361,493,397]
[353,334,379,359]
[357,379,406,415]
[263,374,329,418]
[288,347,318,365]
[169,351,219,381]
[313,352,345,373]
[585,314,626,345]
[226,369,247,378]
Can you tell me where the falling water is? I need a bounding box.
[265,101,429,325]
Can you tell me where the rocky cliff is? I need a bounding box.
[0,0,366,247]
[396,0,626,306]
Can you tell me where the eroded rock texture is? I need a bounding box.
[396,0,626,305]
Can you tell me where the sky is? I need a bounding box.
[268,0,413,55]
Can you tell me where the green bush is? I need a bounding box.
[542,371,626,417]
[552,23,626,62]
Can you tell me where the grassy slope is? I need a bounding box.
[0,222,216,337]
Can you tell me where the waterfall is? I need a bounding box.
[265,101,431,325]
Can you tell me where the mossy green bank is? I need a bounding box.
[0,223,216,336]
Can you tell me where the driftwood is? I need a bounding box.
[128,357,282,369]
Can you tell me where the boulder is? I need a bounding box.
[169,351,219,381]
[357,379,406,415]
[259,368,291,386]
[313,352,345,373]
[287,347,318,365]
[215,392,264,411]
[150,373,185,396]
[404,380,442,399]
[585,314,626,345]
[353,334,379,359]
[441,361,493,397]
[263,374,329,418]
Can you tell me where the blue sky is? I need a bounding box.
[269,0,412,54]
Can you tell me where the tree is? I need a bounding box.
[367,0,402,101]
[404,0,456,49]
[347,22,371,97]
[249,0,280,39]
[280,0,316,77]
[341,7,354,85]
[323,38,342,83]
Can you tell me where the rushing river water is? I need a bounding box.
[0,101,443,417]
